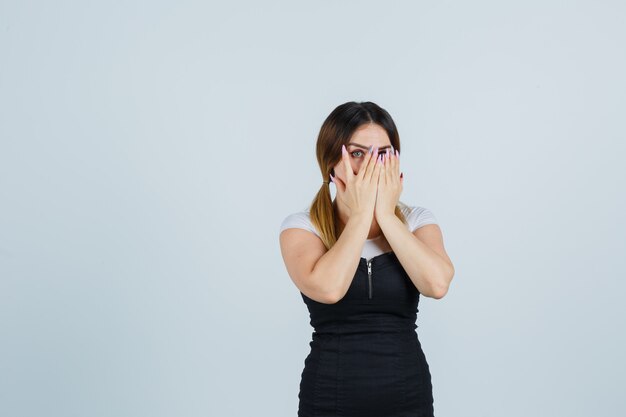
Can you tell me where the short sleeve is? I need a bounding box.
[279,212,321,237]
[406,206,438,232]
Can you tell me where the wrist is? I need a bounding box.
[376,212,398,227]
[347,212,372,228]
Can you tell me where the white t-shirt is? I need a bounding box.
[279,204,438,261]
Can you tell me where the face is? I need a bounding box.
[332,123,392,182]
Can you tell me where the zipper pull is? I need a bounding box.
[367,259,373,299]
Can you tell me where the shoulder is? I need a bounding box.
[400,202,438,232]
[279,207,321,237]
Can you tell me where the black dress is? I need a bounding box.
[298,251,435,417]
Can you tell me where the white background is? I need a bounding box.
[1,1,624,416]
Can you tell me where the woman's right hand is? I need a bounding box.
[332,144,382,220]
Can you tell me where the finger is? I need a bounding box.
[387,148,394,183]
[392,146,399,178]
[362,145,380,183]
[341,144,354,185]
[374,152,383,184]
[357,145,377,182]
[373,152,383,186]
[386,148,393,183]
[332,173,346,194]
[378,149,387,185]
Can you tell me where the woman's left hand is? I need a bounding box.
[374,147,403,222]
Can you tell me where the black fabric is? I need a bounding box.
[298,251,435,417]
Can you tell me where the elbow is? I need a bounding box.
[303,288,341,304]
[323,286,347,304]
[314,286,344,304]
[428,267,454,300]
[430,285,448,299]
[319,292,341,304]
[314,270,348,304]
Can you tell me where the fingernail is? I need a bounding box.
[378,154,383,164]
[369,145,373,154]
[342,144,347,155]
[400,172,403,178]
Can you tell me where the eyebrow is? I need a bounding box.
[347,142,392,151]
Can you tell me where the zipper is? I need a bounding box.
[367,259,373,299]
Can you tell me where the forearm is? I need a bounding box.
[312,213,371,303]
[377,214,451,298]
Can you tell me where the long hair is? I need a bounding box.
[309,101,409,250]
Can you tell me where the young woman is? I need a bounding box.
[279,101,454,417]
